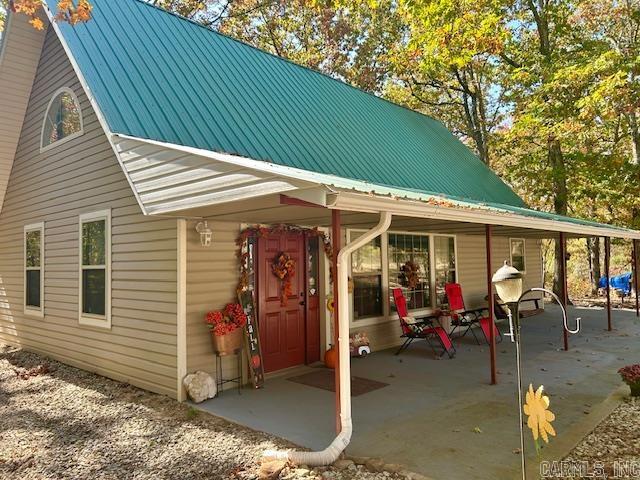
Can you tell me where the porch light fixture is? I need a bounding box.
[492,261,523,303]
[195,221,213,247]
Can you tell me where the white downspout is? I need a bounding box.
[263,211,393,466]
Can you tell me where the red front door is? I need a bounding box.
[257,232,307,373]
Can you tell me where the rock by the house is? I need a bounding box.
[182,371,216,403]
[259,459,288,479]
[332,459,354,470]
[365,458,386,473]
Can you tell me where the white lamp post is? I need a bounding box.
[492,261,524,342]
[492,261,526,480]
[492,261,580,480]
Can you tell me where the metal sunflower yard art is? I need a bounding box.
[523,384,556,452]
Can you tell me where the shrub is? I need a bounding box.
[618,364,640,396]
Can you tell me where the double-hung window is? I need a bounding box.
[79,210,111,328]
[24,223,44,317]
[388,233,431,310]
[434,235,457,305]
[510,238,526,272]
[351,233,383,320]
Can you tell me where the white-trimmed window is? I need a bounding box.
[434,235,457,305]
[350,232,383,320]
[41,87,83,151]
[388,233,431,310]
[510,238,526,272]
[349,230,458,323]
[79,210,111,328]
[24,223,44,317]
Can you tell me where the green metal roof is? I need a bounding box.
[46,0,526,208]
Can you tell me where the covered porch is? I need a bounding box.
[174,181,640,383]
[114,136,640,476]
[197,305,639,479]
[167,182,640,479]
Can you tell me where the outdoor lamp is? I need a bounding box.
[492,260,524,304]
[195,221,213,247]
[491,261,579,480]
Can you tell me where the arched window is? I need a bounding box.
[41,88,83,150]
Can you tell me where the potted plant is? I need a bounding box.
[205,303,247,355]
[618,364,640,397]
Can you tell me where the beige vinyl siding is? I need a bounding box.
[0,28,178,397]
[186,220,242,385]
[0,13,46,211]
[457,235,543,308]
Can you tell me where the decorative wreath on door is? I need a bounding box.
[272,252,296,306]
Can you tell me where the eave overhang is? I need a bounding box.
[327,191,640,240]
[112,135,640,240]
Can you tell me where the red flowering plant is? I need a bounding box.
[618,364,640,396]
[205,303,247,336]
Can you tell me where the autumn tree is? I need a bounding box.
[573,0,640,226]
[0,0,91,30]
[382,0,514,166]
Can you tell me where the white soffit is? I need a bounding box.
[0,12,46,214]
[111,135,316,214]
[111,135,640,239]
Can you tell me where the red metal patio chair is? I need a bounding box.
[445,283,501,345]
[392,288,455,358]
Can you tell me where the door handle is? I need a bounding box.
[299,301,306,306]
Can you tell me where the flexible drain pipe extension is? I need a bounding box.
[263,211,393,466]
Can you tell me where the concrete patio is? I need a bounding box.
[195,305,640,479]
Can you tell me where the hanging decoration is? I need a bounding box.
[236,224,334,296]
[400,260,420,289]
[272,252,296,305]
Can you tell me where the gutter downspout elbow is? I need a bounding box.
[263,211,393,466]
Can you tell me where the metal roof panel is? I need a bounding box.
[45,0,527,208]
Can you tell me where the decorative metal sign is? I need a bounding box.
[238,289,264,388]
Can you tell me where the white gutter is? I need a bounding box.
[263,211,393,466]
[328,192,640,240]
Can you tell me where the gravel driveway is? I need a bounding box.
[0,345,415,480]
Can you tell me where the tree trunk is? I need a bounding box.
[588,237,601,295]
[628,112,640,166]
[549,138,569,301]
[457,66,491,166]
[628,113,640,229]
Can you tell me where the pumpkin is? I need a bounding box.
[324,346,337,369]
